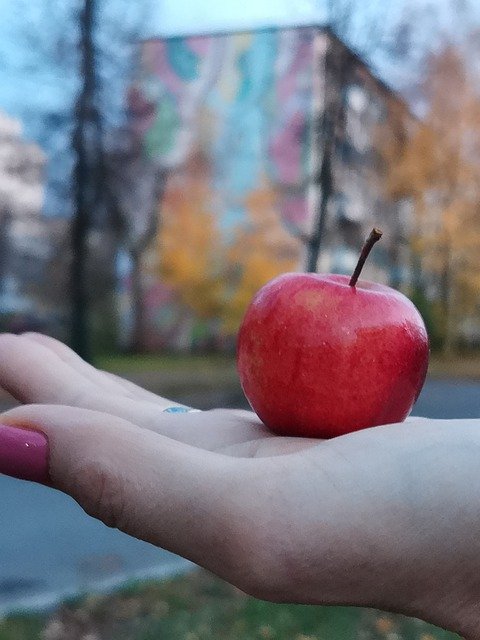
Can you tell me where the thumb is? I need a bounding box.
[0,404,245,584]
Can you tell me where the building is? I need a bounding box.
[0,110,67,333]
[124,25,414,350]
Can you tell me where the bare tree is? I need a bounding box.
[0,208,12,318]
[305,0,424,272]
[105,38,227,352]
[105,127,166,352]
[13,0,158,355]
[71,0,100,360]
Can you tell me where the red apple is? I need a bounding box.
[237,231,429,438]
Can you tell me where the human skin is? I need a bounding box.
[0,332,479,638]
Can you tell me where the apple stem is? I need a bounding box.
[349,228,383,287]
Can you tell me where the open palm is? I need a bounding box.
[0,332,322,458]
[1,332,480,639]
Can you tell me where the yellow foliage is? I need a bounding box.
[158,152,299,337]
[224,184,298,334]
[159,152,224,320]
[381,44,480,339]
[374,616,395,634]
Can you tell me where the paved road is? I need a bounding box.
[414,378,480,418]
[0,377,479,615]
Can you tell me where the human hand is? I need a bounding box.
[0,333,478,639]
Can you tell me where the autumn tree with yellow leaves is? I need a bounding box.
[224,187,299,335]
[158,151,298,345]
[159,152,225,325]
[383,43,480,352]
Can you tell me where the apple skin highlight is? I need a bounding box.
[237,273,429,438]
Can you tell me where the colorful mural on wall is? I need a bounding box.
[125,25,409,350]
[128,26,317,350]
[137,27,314,235]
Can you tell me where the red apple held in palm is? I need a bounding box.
[237,229,429,438]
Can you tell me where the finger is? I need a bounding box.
[0,403,251,586]
[0,334,272,451]
[0,334,184,418]
[0,333,96,405]
[0,332,157,420]
[21,333,181,407]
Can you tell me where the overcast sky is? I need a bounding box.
[146,0,472,38]
[0,0,475,127]
[148,0,326,37]
[0,0,476,215]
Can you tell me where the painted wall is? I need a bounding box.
[137,27,315,232]
[129,27,317,349]
[126,26,407,350]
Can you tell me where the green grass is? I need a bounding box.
[97,349,480,381]
[0,616,44,640]
[96,352,236,375]
[0,570,461,640]
[428,352,480,379]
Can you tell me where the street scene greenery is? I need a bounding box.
[0,569,461,640]
[96,352,480,384]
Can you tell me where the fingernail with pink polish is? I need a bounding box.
[0,424,50,484]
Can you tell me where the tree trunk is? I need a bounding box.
[441,239,457,355]
[306,138,333,272]
[71,0,96,361]
[305,31,343,273]
[0,209,11,297]
[128,248,146,353]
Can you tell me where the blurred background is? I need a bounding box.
[0,0,479,638]
[2,0,480,358]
